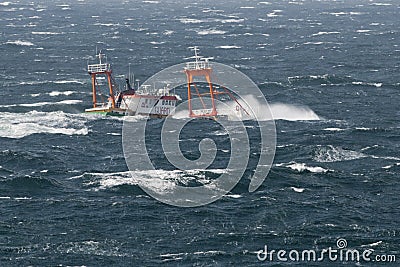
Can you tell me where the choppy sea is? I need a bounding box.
[0,0,399,266]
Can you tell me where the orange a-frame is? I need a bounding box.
[184,47,249,119]
[87,51,115,109]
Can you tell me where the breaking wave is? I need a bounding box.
[314,145,367,163]
[0,111,88,139]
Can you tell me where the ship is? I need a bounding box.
[85,47,248,119]
[85,51,179,117]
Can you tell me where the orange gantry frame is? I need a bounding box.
[87,51,115,109]
[184,65,218,118]
[183,47,249,119]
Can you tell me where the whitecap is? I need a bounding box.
[356,29,372,33]
[18,99,82,107]
[219,18,244,23]
[0,111,88,139]
[5,40,34,46]
[224,194,242,198]
[197,29,226,35]
[369,3,392,6]
[178,18,205,24]
[286,162,329,173]
[269,103,320,121]
[78,169,227,193]
[32,31,62,35]
[290,187,305,193]
[217,95,320,121]
[314,145,367,163]
[215,45,241,49]
[361,241,383,247]
[382,163,400,169]
[323,128,346,132]
[311,31,340,36]
[48,91,76,96]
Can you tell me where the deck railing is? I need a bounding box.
[88,63,111,73]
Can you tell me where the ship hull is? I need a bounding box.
[85,94,178,117]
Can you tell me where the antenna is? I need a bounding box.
[189,46,201,63]
[96,49,105,64]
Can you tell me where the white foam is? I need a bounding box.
[53,79,85,84]
[323,128,346,132]
[197,29,226,35]
[311,31,340,36]
[356,29,372,33]
[224,194,242,198]
[219,18,244,23]
[382,163,400,169]
[215,45,241,49]
[78,169,227,192]
[361,241,383,247]
[48,91,76,96]
[178,18,204,24]
[314,145,367,163]
[370,3,392,6]
[0,111,88,138]
[0,2,11,6]
[290,187,305,193]
[8,99,82,107]
[6,40,34,46]
[31,31,61,35]
[270,103,320,121]
[163,30,174,35]
[286,162,329,173]
[352,81,382,87]
[217,95,320,121]
[304,41,326,45]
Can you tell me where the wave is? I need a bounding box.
[311,31,340,36]
[314,145,367,163]
[231,95,320,121]
[48,91,77,96]
[382,163,400,170]
[351,81,382,87]
[31,31,62,35]
[197,29,226,35]
[215,45,241,49]
[288,74,350,85]
[74,169,227,192]
[0,111,88,139]
[276,162,331,173]
[7,79,86,86]
[3,176,62,190]
[290,186,305,193]
[269,103,320,121]
[5,40,34,46]
[0,99,82,108]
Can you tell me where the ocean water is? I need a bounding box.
[0,0,399,266]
